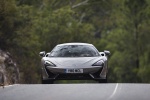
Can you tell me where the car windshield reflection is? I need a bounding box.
[49,45,99,57]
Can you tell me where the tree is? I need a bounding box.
[0,0,17,50]
[103,0,150,82]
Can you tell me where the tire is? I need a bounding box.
[98,79,107,83]
[41,70,54,84]
[42,79,54,84]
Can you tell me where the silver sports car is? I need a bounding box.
[39,43,110,84]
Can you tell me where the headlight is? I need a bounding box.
[44,61,55,66]
[92,60,104,66]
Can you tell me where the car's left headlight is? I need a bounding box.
[44,61,56,66]
[92,60,104,66]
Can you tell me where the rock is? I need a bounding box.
[0,49,19,86]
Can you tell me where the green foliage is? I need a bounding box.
[33,5,94,51]
[0,0,17,49]
[105,0,150,82]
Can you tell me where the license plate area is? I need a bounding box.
[65,69,83,73]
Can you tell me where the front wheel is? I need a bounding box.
[98,79,107,83]
[42,79,54,84]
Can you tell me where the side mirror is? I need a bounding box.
[104,50,110,56]
[39,51,46,57]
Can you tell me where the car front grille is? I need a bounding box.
[57,74,92,80]
[45,66,104,80]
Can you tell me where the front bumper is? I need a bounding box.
[42,66,107,81]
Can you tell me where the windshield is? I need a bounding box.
[49,45,99,57]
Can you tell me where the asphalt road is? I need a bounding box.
[0,83,150,100]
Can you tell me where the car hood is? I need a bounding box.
[44,57,103,68]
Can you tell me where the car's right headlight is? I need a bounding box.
[92,60,104,66]
[44,61,56,66]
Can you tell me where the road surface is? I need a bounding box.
[0,83,150,100]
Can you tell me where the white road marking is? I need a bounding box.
[4,85,14,87]
[108,83,119,99]
[2,84,19,88]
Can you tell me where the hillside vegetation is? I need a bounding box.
[0,0,150,83]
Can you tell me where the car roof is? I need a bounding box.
[57,43,93,46]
